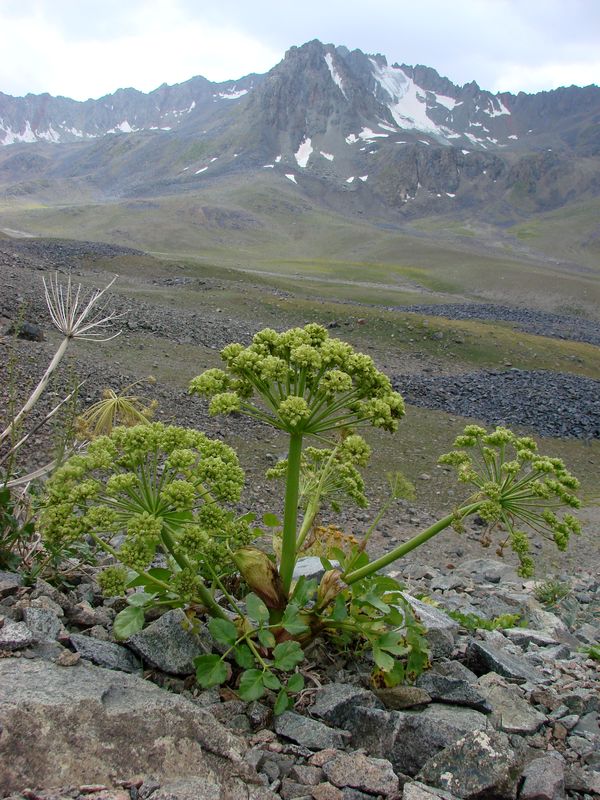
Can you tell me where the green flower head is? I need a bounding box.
[189,324,405,437]
[439,424,583,574]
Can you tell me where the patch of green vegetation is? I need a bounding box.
[533,577,571,607]
[447,611,523,631]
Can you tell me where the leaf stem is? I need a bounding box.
[343,501,483,584]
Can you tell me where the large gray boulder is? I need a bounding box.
[0,658,269,798]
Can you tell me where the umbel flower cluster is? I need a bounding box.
[189,324,405,436]
[439,425,581,577]
[39,423,251,591]
[266,434,372,513]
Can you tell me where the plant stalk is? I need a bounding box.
[343,501,483,585]
[0,337,70,444]
[279,432,303,595]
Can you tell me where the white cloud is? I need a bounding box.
[0,0,598,99]
[493,60,600,94]
[0,1,282,99]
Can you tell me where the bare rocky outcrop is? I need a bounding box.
[0,658,270,799]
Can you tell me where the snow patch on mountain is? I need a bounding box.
[320,151,334,160]
[1,121,38,144]
[484,97,511,117]
[285,173,297,183]
[359,127,388,140]
[433,93,459,111]
[370,59,444,138]
[295,137,313,167]
[324,53,347,99]
[216,88,248,100]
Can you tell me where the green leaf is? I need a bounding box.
[126,591,157,607]
[274,688,291,715]
[233,643,255,669]
[331,594,348,622]
[258,628,276,649]
[373,575,404,592]
[195,654,229,688]
[373,646,395,672]
[238,512,256,524]
[238,669,265,701]
[290,576,317,607]
[383,606,405,627]
[378,630,404,649]
[262,513,282,527]
[113,605,145,640]
[263,671,282,691]
[128,567,172,588]
[208,617,239,647]
[245,593,270,624]
[330,547,347,566]
[281,604,309,635]
[286,673,305,693]
[361,591,390,614]
[273,640,304,671]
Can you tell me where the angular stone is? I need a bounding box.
[564,765,600,795]
[503,627,560,648]
[433,660,479,684]
[293,557,338,583]
[128,608,210,674]
[0,658,263,797]
[454,558,520,584]
[465,638,544,684]
[341,702,489,776]
[0,619,35,650]
[401,594,459,659]
[66,600,112,628]
[574,711,600,737]
[520,754,565,800]
[152,778,276,800]
[524,603,580,647]
[0,570,23,598]
[477,673,546,734]
[403,782,460,800]
[418,729,521,799]
[311,784,343,800]
[69,633,141,673]
[22,607,64,642]
[280,777,312,799]
[374,685,432,710]
[417,672,491,713]
[323,751,399,796]
[275,711,349,750]
[289,764,323,785]
[310,683,383,727]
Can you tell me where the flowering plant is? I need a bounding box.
[39,325,582,708]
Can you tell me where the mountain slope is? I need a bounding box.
[0,39,599,274]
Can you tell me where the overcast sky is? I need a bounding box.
[1,0,598,100]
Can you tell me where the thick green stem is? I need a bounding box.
[343,501,483,585]
[279,431,303,595]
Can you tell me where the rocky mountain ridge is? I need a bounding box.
[0,39,599,227]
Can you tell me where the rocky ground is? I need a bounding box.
[0,555,598,799]
[0,237,598,799]
[391,305,600,349]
